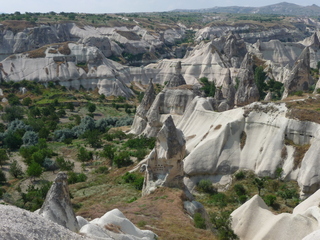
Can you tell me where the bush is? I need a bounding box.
[263,194,277,206]
[21,182,51,211]
[235,171,246,180]
[95,166,109,174]
[54,128,75,142]
[122,172,144,190]
[197,179,215,194]
[124,136,156,149]
[113,151,132,168]
[210,211,238,240]
[56,157,74,171]
[87,103,96,113]
[0,148,8,167]
[67,172,88,184]
[4,130,23,150]
[72,116,95,137]
[77,147,92,162]
[207,193,228,208]
[2,105,24,122]
[100,145,115,160]
[42,158,58,171]
[0,169,6,184]
[22,131,39,146]
[194,212,206,229]
[26,161,43,180]
[234,184,246,197]
[9,160,24,178]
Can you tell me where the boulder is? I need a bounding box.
[0,205,87,240]
[38,172,79,232]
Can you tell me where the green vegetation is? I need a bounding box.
[199,77,215,97]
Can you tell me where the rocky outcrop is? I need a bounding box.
[235,53,260,106]
[165,61,186,88]
[39,172,79,232]
[231,194,320,240]
[0,42,162,97]
[80,209,157,240]
[177,97,320,195]
[131,79,156,135]
[142,115,186,195]
[0,205,88,240]
[282,47,315,98]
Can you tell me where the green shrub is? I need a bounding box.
[9,160,24,178]
[197,179,215,194]
[0,170,6,184]
[67,172,87,184]
[26,161,43,180]
[263,194,277,206]
[235,171,246,180]
[56,157,74,171]
[122,172,144,190]
[113,152,132,168]
[194,212,206,229]
[208,193,228,208]
[21,182,51,211]
[124,136,156,150]
[95,166,109,174]
[233,184,246,197]
[77,147,92,162]
[210,211,238,240]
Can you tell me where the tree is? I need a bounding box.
[2,106,24,122]
[4,131,23,150]
[253,177,266,195]
[87,103,96,113]
[22,97,32,106]
[77,147,92,162]
[113,151,132,168]
[22,131,39,146]
[0,149,9,168]
[0,169,6,184]
[9,160,24,178]
[100,145,115,160]
[27,161,43,181]
[199,77,215,97]
[66,102,75,111]
[254,66,267,99]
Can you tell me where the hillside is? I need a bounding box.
[173,2,320,16]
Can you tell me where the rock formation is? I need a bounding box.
[235,53,260,106]
[39,172,79,232]
[231,194,320,240]
[142,115,186,195]
[282,47,315,98]
[0,205,88,240]
[80,208,157,240]
[130,79,156,135]
[165,61,186,88]
[175,98,320,196]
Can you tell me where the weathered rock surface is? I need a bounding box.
[80,208,157,240]
[39,172,79,232]
[0,204,88,240]
[235,53,260,106]
[176,98,320,195]
[231,194,320,240]
[282,47,315,98]
[142,115,186,195]
[130,79,156,135]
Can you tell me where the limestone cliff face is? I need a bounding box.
[143,115,186,195]
[177,97,320,196]
[39,172,79,232]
